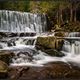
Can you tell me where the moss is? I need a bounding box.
[44,49,65,57]
[0,60,8,72]
[36,36,55,49]
[54,32,65,37]
[36,36,64,51]
[0,51,14,65]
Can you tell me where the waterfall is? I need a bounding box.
[0,10,47,50]
[68,32,80,37]
[0,10,50,67]
[10,31,80,67]
[1,10,80,67]
[0,10,47,33]
[62,32,80,55]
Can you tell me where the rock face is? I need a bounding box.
[0,51,14,65]
[9,61,80,80]
[36,36,64,56]
[0,60,8,78]
[54,32,65,37]
[44,49,64,57]
[0,32,36,38]
[36,36,63,50]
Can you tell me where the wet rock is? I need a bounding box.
[12,49,38,63]
[16,51,33,62]
[36,37,64,57]
[9,67,29,80]
[0,32,36,38]
[0,51,14,65]
[0,32,7,37]
[54,32,65,37]
[44,49,65,57]
[41,62,71,78]
[20,33,36,37]
[7,39,16,47]
[8,33,18,37]
[36,36,64,52]
[9,61,80,80]
[0,60,8,78]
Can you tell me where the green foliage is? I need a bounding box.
[0,1,80,32]
[0,1,29,12]
[62,21,80,32]
[29,1,55,14]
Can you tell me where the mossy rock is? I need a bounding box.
[36,36,64,50]
[44,49,65,57]
[54,32,65,37]
[0,60,8,78]
[0,60,8,72]
[36,36,55,49]
[0,51,14,65]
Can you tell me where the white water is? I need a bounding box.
[10,32,80,67]
[0,10,47,33]
[0,11,80,67]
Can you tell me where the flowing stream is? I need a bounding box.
[0,10,80,67]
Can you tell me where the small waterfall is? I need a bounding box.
[68,32,80,37]
[0,10,47,33]
[0,10,49,66]
[1,10,80,67]
[0,10,47,50]
[58,32,80,66]
[71,43,75,55]
[62,32,80,55]
[0,37,37,50]
[10,32,80,67]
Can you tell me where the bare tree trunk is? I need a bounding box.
[74,8,76,22]
[70,5,73,22]
[56,11,59,24]
[60,8,63,24]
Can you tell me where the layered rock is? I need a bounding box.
[0,51,14,65]
[0,32,36,38]
[36,36,64,56]
[36,36,63,50]
[0,60,8,78]
[9,61,80,80]
[44,49,64,57]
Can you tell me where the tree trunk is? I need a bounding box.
[74,5,77,22]
[74,9,76,22]
[70,5,73,22]
[56,11,59,24]
[60,8,63,24]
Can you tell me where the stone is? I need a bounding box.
[0,60,8,78]
[36,36,64,51]
[0,51,14,65]
[44,49,65,57]
[8,61,80,80]
[54,32,65,37]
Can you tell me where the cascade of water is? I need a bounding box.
[0,10,47,50]
[71,43,75,55]
[62,32,80,55]
[0,10,47,33]
[62,40,80,55]
[1,10,80,67]
[68,32,80,37]
[10,32,80,67]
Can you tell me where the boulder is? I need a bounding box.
[0,60,8,78]
[0,51,14,65]
[0,32,7,37]
[44,49,65,57]
[54,32,65,37]
[36,36,64,51]
[9,61,80,80]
